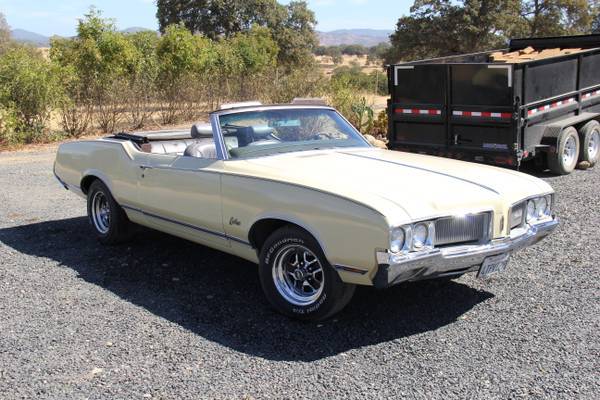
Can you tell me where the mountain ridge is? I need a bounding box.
[10,28,393,48]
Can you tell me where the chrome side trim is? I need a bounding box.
[340,151,501,195]
[121,204,252,246]
[334,264,369,275]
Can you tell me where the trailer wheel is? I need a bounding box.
[578,120,600,167]
[548,126,579,175]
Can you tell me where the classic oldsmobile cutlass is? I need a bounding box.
[54,101,559,320]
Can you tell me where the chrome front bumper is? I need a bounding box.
[373,217,559,288]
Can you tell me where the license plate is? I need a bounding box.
[478,253,510,279]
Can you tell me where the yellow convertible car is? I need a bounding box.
[54,101,558,320]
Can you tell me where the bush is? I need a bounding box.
[0,105,23,145]
[0,46,61,143]
[55,65,92,138]
[267,64,326,104]
[331,65,388,96]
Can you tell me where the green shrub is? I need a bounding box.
[0,46,60,143]
[331,65,387,96]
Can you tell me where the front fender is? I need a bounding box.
[221,174,390,285]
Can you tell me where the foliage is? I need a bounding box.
[124,30,160,129]
[156,0,317,69]
[371,110,388,139]
[0,105,23,145]
[385,0,598,63]
[51,8,141,133]
[267,65,327,103]
[315,43,391,59]
[0,12,10,54]
[331,65,387,96]
[520,0,596,37]
[350,97,375,134]
[0,46,61,143]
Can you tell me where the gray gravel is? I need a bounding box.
[0,147,598,399]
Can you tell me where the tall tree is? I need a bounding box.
[156,0,317,67]
[0,12,11,53]
[386,0,597,63]
[520,0,595,36]
[386,0,522,63]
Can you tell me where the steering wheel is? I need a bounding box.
[267,132,282,141]
[311,132,333,140]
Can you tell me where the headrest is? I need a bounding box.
[191,123,213,139]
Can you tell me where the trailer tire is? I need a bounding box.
[548,127,579,175]
[578,120,600,167]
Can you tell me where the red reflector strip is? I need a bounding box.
[453,111,511,119]
[395,108,441,116]
[527,97,576,116]
[582,89,600,99]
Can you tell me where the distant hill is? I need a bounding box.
[10,27,155,47]
[11,29,51,47]
[121,27,154,34]
[317,29,392,47]
[11,27,393,48]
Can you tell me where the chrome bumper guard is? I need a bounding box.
[373,217,559,288]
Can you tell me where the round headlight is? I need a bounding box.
[544,195,552,216]
[390,227,405,253]
[535,197,547,218]
[412,223,429,249]
[526,200,536,223]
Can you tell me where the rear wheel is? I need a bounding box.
[547,126,579,175]
[258,226,355,321]
[87,180,132,244]
[578,120,600,167]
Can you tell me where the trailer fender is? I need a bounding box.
[538,112,600,149]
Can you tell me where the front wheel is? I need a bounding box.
[258,226,355,321]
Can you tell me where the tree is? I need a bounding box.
[385,0,597,64]
[0,12,12,54]
[520,0,596,36]
[386,1,522,63]
[156,0,317,67]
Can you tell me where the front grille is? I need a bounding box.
[434,213,491,246]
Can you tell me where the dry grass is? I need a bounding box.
[315,54,384,76]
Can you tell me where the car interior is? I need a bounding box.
[114,122,284,159]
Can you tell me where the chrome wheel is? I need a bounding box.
[563,135,577,166]
[91,191,111,234]
[588,129,599,161]
[272,244,324,306]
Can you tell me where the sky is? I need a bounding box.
[0,0,412,36]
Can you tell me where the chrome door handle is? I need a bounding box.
[139,165,153,170]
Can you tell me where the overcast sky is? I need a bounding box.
[0,0,411,36]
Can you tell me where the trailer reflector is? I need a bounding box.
[582,89,600,100]
[452,111,512,119]
[527,97,576,116]
[394,108,441,116]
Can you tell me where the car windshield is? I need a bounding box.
[217,108,369,159]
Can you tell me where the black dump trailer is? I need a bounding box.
[387,34,600,174]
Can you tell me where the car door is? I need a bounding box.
[137,153,227,248]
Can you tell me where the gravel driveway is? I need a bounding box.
[0,147,598,399]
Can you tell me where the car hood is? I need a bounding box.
[226,147,553,225]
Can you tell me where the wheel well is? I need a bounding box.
[80,175,100,194]
[248,218,317,251]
